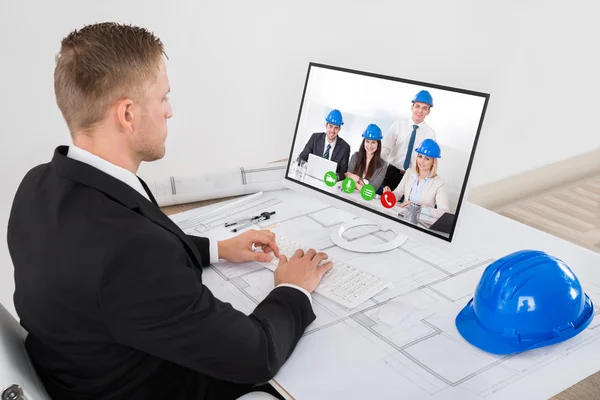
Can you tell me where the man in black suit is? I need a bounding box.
[7,23,333,400]
[298,109,351,181]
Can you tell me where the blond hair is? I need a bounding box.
[54,22,167,134]
[415,155,438,178]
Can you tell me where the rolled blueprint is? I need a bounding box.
[145,161,287,207]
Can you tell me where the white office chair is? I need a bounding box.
[1,303,278,400]
[237,392,279,399]
[0,303,51,400]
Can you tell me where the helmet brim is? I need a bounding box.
[455,296,594,355]
[415,151,441,158]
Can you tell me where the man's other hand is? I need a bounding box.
[274,249,333,293]
[218,229,280,263]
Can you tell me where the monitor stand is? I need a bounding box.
[329,218,407,253]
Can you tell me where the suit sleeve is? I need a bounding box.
[347,152,357,176]
[393,169,410,199]
[186,234,211,266]
[298,133,318,162]
[337,142,351,181]
[99,233,315,384]
[424,181,450,218]
[370,161,388,191]
[436,184,450,212]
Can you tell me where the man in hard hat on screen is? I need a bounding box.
[379,90,437,192]
[298,109,351,181]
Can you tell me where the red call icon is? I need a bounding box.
[381,191,397,209]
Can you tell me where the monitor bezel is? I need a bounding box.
[285,62,490,243]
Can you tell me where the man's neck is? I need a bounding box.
[73,134,140,174]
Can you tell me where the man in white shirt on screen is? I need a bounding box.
[379,90,437,193]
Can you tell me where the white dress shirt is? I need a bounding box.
[67,145,312,305]
[323,136,337,160]
[407,170,431,204]
[406,171,436,216]
[381,118,436,171]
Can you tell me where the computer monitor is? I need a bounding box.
[283,62,489,249]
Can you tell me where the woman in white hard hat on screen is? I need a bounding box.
[383,138,449,218]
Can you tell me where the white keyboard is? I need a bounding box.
[256,235,392,309]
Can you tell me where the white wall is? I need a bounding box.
[1,0,599,315]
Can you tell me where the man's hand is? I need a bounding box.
[383,186,391,193]
[218,229,280,263]
[274,249,333,293]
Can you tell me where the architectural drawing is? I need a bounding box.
[173,189,600,399]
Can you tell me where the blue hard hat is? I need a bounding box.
[412,90,433,107]
[325,109,344,126]
[362,124,383,140]
[456,250,594,355]
[415,138,441,158]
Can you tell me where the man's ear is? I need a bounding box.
[116,98,135,133]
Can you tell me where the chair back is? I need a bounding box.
[0,303,51,400]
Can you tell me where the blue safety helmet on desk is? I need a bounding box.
[415,138,441,158]
[325,109,344,126]
[362,124,383,140]
[455,250,594,355]
[412,90,434,107]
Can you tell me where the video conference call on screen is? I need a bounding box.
[286,63,489,241]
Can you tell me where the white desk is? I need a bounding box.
[168,188,600,400]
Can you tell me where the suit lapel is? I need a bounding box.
[316,133,326,157]
[410,176,436,206]
[331,137,346,163]
[404,174,414,201]
[138,176,159,207]
[331,139,340,162]
[52,146,205,268]
[422,179,434,205]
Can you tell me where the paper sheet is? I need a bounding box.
[170,189,600,400]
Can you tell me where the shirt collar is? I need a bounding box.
[410,119,424,129]
[412,169,431,182]
[325,135,337,146]
[66,145,151,202]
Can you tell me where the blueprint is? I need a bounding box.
[170,189,600,400]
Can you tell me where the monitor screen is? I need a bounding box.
[285,63,489,242]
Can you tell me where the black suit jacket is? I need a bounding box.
[298,132,351,180]
[7,146,315,400]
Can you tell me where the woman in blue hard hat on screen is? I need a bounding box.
[344,124,388,191]
[383,138,449,218]
[346,124,387,190]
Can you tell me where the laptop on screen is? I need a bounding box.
[306,153,337,181]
